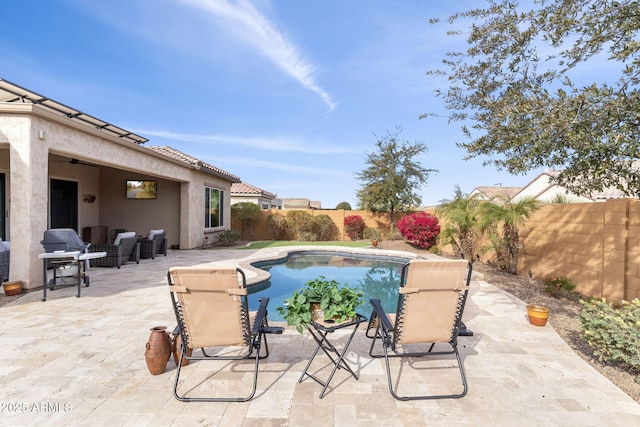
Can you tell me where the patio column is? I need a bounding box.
[8,116,49,290]
[180,181,200,250]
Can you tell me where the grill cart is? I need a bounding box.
[39,229,106,302]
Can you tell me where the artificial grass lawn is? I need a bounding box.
[239,240,372,249]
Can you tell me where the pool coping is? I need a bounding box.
[235,245,435,287]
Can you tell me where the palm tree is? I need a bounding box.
[436,186,483,261]
[479,197,541,274]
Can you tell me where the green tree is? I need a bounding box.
[479,197,541,274]
[436,186,483,261]
[231,202,262,240]
[427,0,640,197]
[355,128,436,231]
[335,201,352,210]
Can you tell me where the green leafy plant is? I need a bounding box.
[543,276,576,298]
[312,214,338,241]
[276,276,364,333]
[298,231,317,242]
[230,202,261,240]
[362,227,380,240]
[383,229,404,241]
[217,229,240,246]
[579,298,640,381]
[266,213,288,240]
[286,210,314,240]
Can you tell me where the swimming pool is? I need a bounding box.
[247,251,410,322]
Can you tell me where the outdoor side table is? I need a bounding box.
[38,251,106,301]
[299,313,367,398]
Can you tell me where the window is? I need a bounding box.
[205,187,224,228]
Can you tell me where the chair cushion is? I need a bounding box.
[113,231,136,245]
[148,229,164,240]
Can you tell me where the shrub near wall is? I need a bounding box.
[579,298,640,377]
[344,215,366,240]
[397,212,440,249]
[231,209,392,241]
[232,201,638,302]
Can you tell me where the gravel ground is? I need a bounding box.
[2,240,639,403]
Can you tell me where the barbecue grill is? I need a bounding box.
[39,229,105,301]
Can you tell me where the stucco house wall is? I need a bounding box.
[0,101,238,291]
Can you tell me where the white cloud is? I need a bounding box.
[205,156,352,177]
[138,128,358,155]
[179,0,336,110]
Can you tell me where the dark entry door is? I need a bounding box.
[50,179,78,231]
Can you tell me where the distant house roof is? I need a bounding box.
[280,198,321,209]
[147,146,240,182]
[231,182,276,199]
[469,186,522,200]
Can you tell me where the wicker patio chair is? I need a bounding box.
[168,266,283,402]
[140,229,167,259]
[366,259,472,401]
[89,233,140,268]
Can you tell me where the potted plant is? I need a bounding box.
[363,227,381,247]
[276,276,364,333]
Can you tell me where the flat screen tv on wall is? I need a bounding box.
[126,180,157,199]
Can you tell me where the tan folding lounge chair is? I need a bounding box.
[168,266,283,402]
[366,259,472,400]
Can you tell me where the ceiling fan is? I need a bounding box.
[69,158,98,167]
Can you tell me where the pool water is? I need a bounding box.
[247,251,409,322]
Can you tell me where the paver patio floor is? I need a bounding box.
[1,246,639,426]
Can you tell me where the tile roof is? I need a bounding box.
[280,198,312,209]
[231,182,276,199]
[147,146,240,182]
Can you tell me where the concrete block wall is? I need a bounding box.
[231,209,393,242]
[231,201,640,302]
[519,199,639,302]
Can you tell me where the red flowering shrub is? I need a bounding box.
[397,212,440,249]
[344,215,366,240]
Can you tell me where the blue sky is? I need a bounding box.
[2,0,549,208]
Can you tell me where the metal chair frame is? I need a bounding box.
[168,267,283,402]
[367,260,472,401]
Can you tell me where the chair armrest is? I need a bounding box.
[370,298,394,334]
[251,297,270,336]
[251,297,284,335]
[90,243,120,257]
[130,242,140,263]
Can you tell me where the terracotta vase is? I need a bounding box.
[145,326,172,375]
[2,281,23,296]
[526,305,550,327]
[310,302,323,321]
[171,332,192,366]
